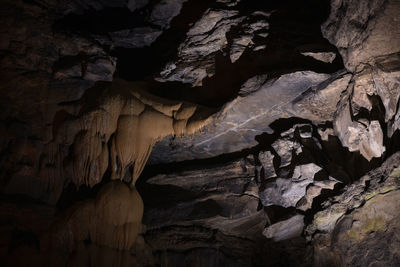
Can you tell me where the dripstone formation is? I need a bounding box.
[0,0,399,266]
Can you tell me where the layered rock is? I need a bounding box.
[149,71,350,164]
[307,153,400,266]
[157,8,244,86]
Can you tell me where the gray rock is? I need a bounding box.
[257,151,276,181]
[157,9,243,86]
[230,35,253,63]
[334,90,385,161]
[289,71,352,123]
[147,158,256,196]
[259,163,322,208]
[371,52,400,122]
[301,52,336,63]
[297,178,339,211]
[149,71,331,164]
[263,215,304,241]
[322,0,400,71]
[306,152,400,237]
[272,138,301,168]
[229,18,269,63]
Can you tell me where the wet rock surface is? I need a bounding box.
[0,0,399,266]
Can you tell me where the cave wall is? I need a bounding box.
[0,0,399,266]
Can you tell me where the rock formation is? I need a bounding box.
[0,0,399,266]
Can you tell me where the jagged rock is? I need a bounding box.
[257,151,276,181]
[55,56,116,82]
[334,90,385,160]
[297,178,339,211]
[371,52,400,122]
[263,215,304,241]
[157,9,244,86]
[308,153,400,266]
[388,107,400,137]
[301,52,336,63]
[289,71,352,122]
[322,0,400,70]
[229,16,269,63]
[350,67,375,116]
[238,74,269,96]
[306,152,400,237]
[259,163,322,208]
[149,71,331,164]
[272,138,301,168]
[317,127,335,141]
[230,35,253,63]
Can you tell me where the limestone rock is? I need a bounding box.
[149,71,331,164]
[144,158,262,235]
[257,151,276,181]
[297,178,339,211]
[334,91,385,161]
[272,138,301,168]
[322,0,400,71]
[263,215,304,241]
[306,152,400,237]
[157,9,244,86]
[371,52,400,122]
[301,52,336,63]
[289,71,352,122]
[259,163,322,208]
[309,153,400,266]
[229,16,270,63]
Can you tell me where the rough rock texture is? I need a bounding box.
[1,78,210,204]
[1,0,400,266]
[307,153,400,266]
[157,8,244,86]
[322,0,400,71]
[149,71,346,164]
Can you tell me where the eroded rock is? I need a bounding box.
[322,0,400,71]
[263,215,304,242]
[301,52,336,63]
[150,71,331,164]
[158,9,244,86]
[259,163,322,208]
